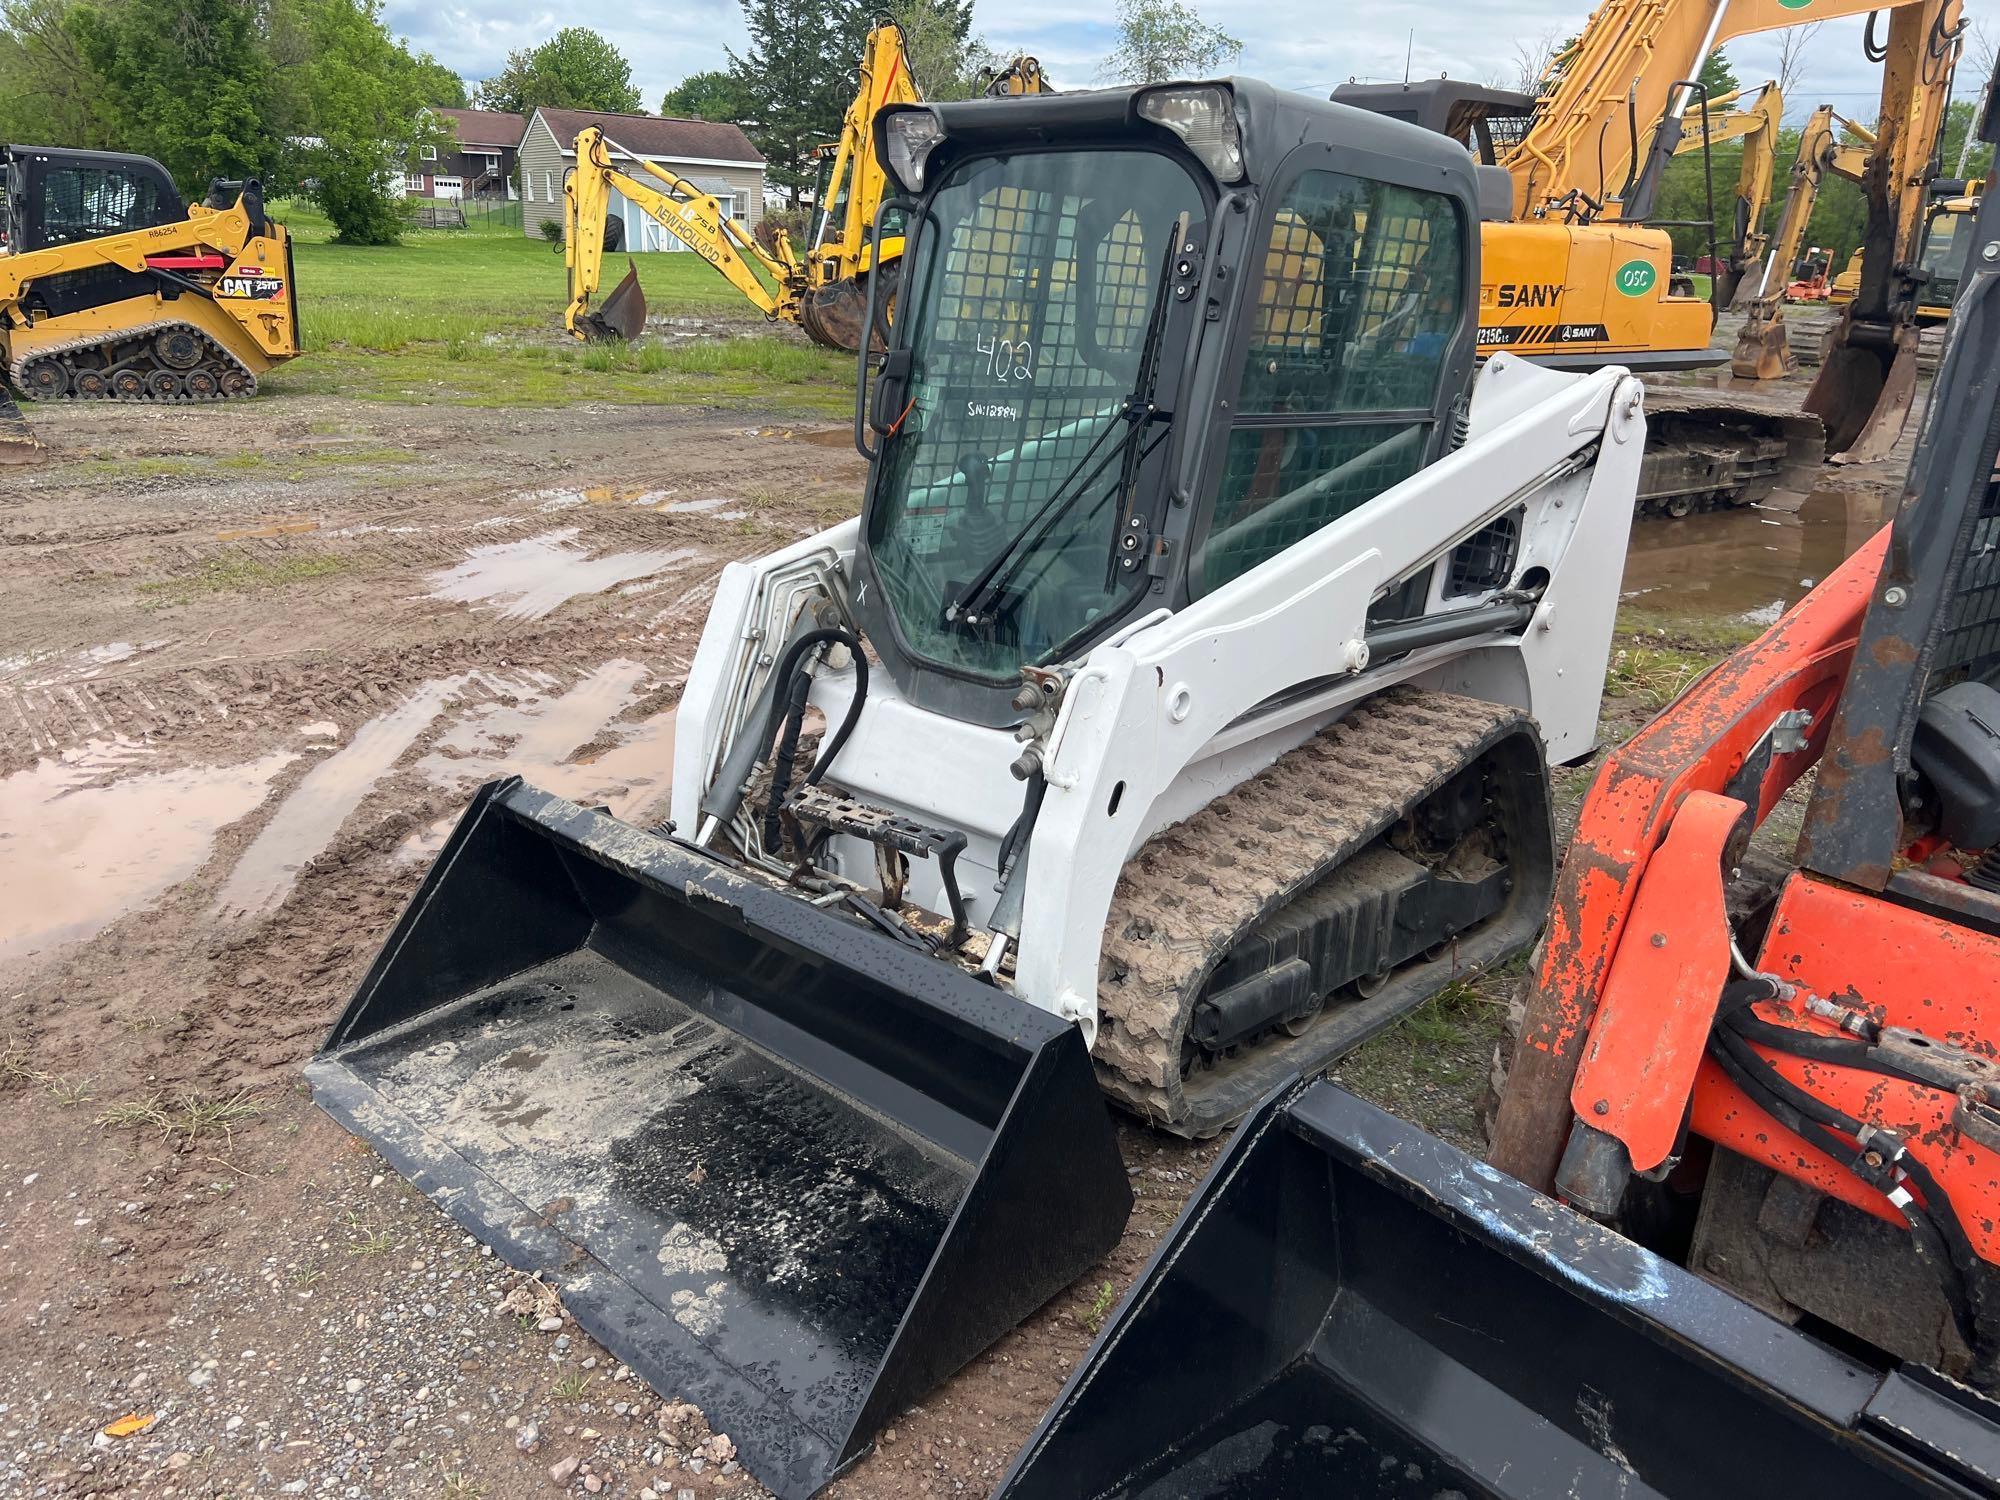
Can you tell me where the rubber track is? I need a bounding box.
[12,318,258,404]
[1094,687,1530,1131]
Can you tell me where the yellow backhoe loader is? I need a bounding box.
[1732,107,1875,378]
[563,25,1050,352]
[0,144,301,464]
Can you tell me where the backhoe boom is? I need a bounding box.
[564,127,800,341]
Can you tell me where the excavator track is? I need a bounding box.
[1635,388,1824,517]
[1093,688,1554,1138]
[11,318,259,405]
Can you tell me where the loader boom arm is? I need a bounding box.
[0,196,273,304]
[563,127,801,337]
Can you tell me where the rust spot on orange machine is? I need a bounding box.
[1487,525,1891,1191]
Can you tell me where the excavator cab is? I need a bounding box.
[312,80,1644,1498]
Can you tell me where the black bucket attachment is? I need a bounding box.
[996,1080,2000,1500]
[584,259,647,342]
[307,779,1131,1499]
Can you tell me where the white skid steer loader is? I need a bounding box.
[308,79,1645,1499]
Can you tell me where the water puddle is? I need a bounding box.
[214,678,472,918]
[1623,486,1898,623]
[528,487,748,521]
[756,426,855,450]
[403,660,678,860]
[426,529,704,621]
[2,639,172,688]
[0,741,298,969]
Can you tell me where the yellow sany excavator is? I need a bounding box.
[0,144,302,464]
[1732,106,1876,378]
[564,24,1050,352]
[1340,0,1964,485]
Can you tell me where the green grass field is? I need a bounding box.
[265,200,849,412]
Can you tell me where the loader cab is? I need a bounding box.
[854,82,1486,725]
[0,145,185,255]
[1328,80,1538,168]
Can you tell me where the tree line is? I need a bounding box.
[662,0,1239,203]
[0,0,470,243]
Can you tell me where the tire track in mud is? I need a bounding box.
[0,505,801,774]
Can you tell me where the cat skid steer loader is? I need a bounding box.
[309,80,1645,1498]
[0,144,300,463]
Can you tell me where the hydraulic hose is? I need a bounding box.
[756,627,868,853]
[1706,1010,1993,1365]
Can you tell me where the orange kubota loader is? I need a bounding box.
[991,57,2000,1500]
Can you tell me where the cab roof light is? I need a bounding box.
[1137,85,1245,183]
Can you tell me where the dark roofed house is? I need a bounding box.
[516,108,765,245]
[407,107,527,202]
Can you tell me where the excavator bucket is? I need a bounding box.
[583,259,647,342]
[1806,319,1921,462]
[996,1079,2000,1500]
[0,386,46,465]
[306,778,1132,1500]
[1730,305,1798,381]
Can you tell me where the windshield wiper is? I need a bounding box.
[945,212,1189,632]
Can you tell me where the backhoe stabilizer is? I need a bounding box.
[996,1079,2000,1499]
[0,386,46,465]
[306,778,1131,1500]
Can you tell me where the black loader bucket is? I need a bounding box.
[306,779,1131,1499]
[584,259,647,342]
[996,1080,2000,1500]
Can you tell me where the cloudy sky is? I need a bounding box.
[381,1,1983,126]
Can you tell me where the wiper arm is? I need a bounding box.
[943,400,1137,629]
[946,213,1190,632]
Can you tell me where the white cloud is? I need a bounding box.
[383,0,1966,126]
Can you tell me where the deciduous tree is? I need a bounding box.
[1098,0,1240,85]
[476,27,641,114]
[661,69,747,121]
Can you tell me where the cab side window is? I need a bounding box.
[39,166,172,247]
[1199,170,1463,594]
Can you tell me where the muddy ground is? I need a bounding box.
[0,326,1916,1500]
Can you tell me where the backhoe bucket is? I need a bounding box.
[307,778,1131,1500]
[584,260,647,342]
[0,387,45,465]
[996,1080,2000,1500]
